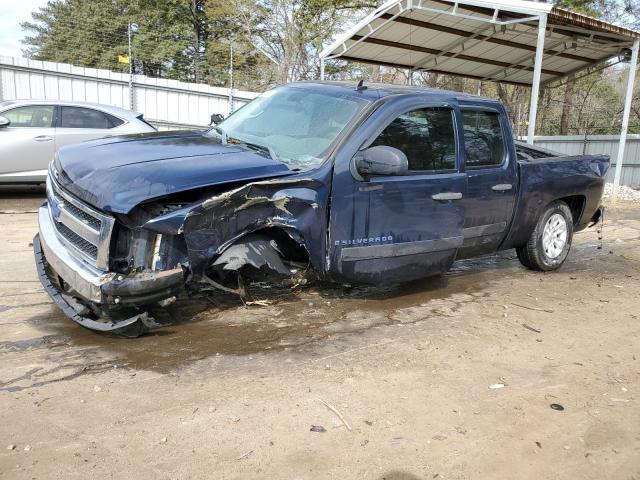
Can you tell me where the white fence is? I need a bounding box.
[0,56,259,129]
[532,135,640,189]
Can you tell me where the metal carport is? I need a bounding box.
[319,0,640,196]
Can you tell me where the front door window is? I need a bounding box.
[371,107,457,173]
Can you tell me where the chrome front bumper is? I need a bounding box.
[38,205,115,303]
[36,203,186,333]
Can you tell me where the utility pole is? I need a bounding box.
[228,40,234,115]
[128,22,138,110]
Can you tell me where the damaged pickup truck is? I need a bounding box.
[34,81,608,335]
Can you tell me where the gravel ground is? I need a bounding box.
[603,183,640,202]
[0,193,639,480]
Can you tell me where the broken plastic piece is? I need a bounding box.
[213,234,295,275]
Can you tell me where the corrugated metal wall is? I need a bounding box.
[533,135,640,188]
[0,56,259,128]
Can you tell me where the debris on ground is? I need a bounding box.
[236,450,253,460]
[319,399,352,431]
[522,323,542,334]
[489,383,505,389]
[310,425,326,432]
[512,303,554,314]
[603,183,640,202]
[550,404,565,411]
[7,444,15,450]
[245,300,273,307]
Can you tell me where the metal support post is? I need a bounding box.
[613,38,640,197]
[527,13,547,145]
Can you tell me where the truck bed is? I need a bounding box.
[500,145,609,250]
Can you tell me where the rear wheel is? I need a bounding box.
[516,201,573,271]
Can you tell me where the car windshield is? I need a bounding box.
[208,86,368,168]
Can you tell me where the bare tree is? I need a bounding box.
[232,0,374,83]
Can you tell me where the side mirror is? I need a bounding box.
[0,116,10,128]
[210,113,224,126]
[355,145,408,177]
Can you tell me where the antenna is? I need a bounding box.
[356,79,367,91]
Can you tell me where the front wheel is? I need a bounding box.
[516,201,573,271]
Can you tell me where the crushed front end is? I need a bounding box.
[34,167,187,335]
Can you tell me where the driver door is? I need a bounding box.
[328,100,466,284]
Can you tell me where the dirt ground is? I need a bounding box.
[0,191,639,480]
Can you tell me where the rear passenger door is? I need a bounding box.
[54,106,124,150]
[458,106,517,257]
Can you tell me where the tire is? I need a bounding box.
[516,246,532,269]
[516,200,573,271]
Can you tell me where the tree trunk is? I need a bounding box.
[560,74,575,135]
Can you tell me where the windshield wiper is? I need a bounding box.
[226,136,280,163]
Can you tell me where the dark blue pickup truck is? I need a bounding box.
[34,82,608,334]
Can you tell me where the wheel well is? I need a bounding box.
[253,227,309,263]
[212,226,309,273]
[205,227,310,291]
[558,195,586,226]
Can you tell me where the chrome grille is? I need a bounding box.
[62,201,102,230]
[46,169,114,270]
[54,222,99,258]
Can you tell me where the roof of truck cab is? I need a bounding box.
[287,81,498,103]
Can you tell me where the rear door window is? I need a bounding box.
[3,105,54,128]
[371,107,457,173]
[60,107,124,129]
[462,110,505,168]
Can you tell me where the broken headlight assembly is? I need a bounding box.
[109,222,189,275]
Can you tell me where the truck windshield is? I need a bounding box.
[209,86,368,168]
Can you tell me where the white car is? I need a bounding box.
[0,100,157,184]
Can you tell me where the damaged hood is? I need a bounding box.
[54,131,294,213]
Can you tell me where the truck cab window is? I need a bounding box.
[371,107,456,172]
[462,110,505,168]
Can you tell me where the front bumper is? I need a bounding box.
[35,205,185,333]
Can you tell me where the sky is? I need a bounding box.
[0,0,49,58]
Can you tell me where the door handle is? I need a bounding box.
[33,135,53,142]
[491,184,513,191]
[432,192,463,201]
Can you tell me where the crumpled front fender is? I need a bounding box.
[166,169,332,278]
[184,177,326,277]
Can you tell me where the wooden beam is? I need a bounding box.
[336,55,534,86]
[380,13,596,64]
[351,35,564,76]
